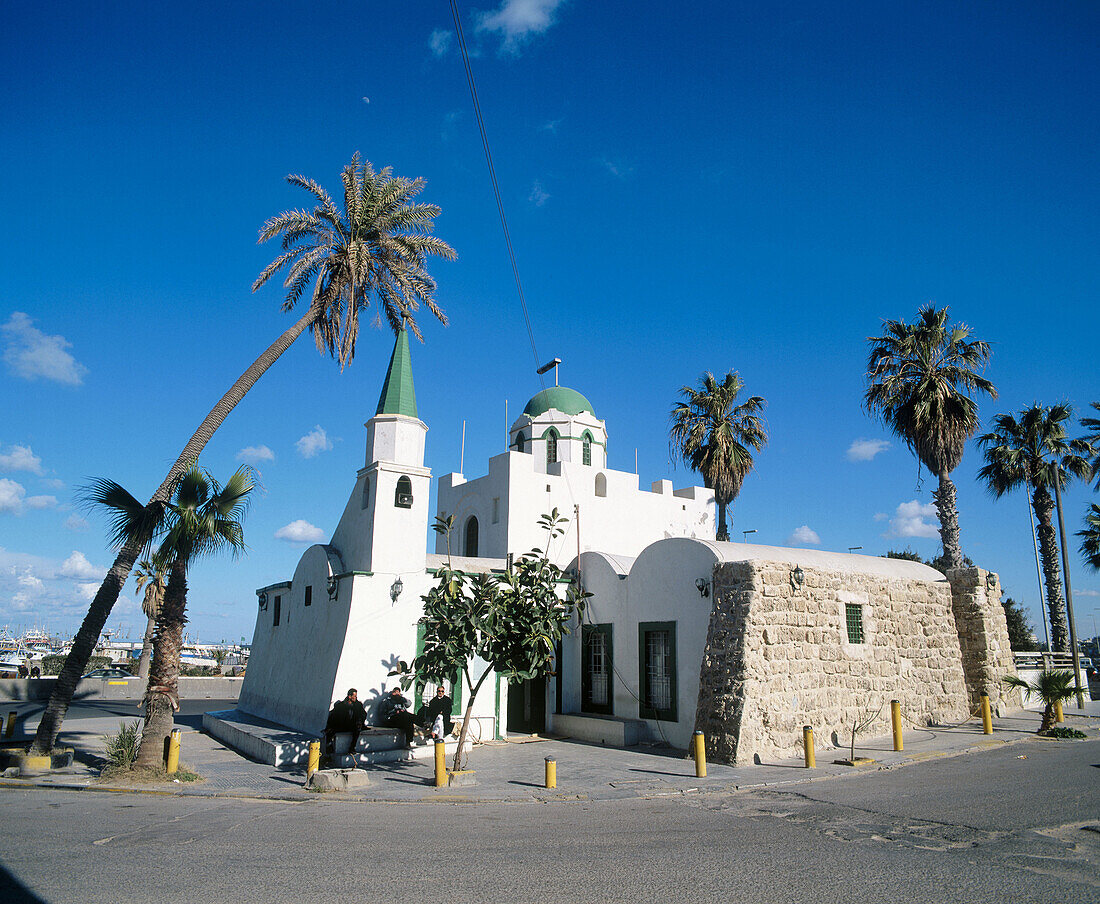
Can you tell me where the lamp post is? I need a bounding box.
[742,529,757,542]
[848,546,863,554]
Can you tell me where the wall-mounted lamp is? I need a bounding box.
[257,591,268,610]
[790,566,805,590]
[986,572,998,591]
[390,577,404,604]
[695,577,711,598]
[327,575,339,601]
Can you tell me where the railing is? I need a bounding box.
[1012,651,1091,671]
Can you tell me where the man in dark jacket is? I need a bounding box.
[422,685,454,738]
[378,686,417,747]
[324,688,367,755]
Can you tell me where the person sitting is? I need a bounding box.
[378,686,417,748]
[423,685,455,739]
[324,688,367,756]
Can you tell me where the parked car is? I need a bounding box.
[81,668,135,680]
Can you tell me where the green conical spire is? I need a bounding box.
[375,328,418,418]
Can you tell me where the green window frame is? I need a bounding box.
[581,624,613,715]
[582,431,593,466]
[844,603,865,644]
[638,621,677,722]
[544,428,559,466]
[414,622,462,716]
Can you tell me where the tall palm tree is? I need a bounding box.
[30,154,455,756]
[133,466,253,769]
[670,371,768,541]
[978,404,1093,651]
[1082,401,1100,490]
[133,560,169,679]
[865,305,996,570]
[1079,504,1100,572]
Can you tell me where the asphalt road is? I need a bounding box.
[1,737,1097,904]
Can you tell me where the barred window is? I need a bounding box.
[845,603,865,644]
[582,624,613,714]
[639,622,677,721]
[582,432,592,466]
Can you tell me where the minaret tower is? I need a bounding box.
[329,328,431,575]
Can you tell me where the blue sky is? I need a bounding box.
[2,1,1098,644]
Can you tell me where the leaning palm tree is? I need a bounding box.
[978,404,1093,651]
[133,560,169,679]
[865,305,996,570]
[1079,504,1100,572]
[30,154,455,756]
[132,466,253,769]
[1003,669,1076,732]
[670,371,767,541]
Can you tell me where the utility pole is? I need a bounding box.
[1052,473,1085,708]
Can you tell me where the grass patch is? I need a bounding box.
[1038,727,1088,740]
[97,762,204,784]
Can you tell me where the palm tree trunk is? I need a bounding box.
[716,496,730,542]
[932,473,963,570]
[1032,485,1068,652]
[136,616,155,679]
[29,304,319,756]
[134,563,188,770]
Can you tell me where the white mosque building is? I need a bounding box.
[225,331,1016,766]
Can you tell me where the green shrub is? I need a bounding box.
[1038,726,1088,740]
[41,654,112,676]
[103,721,141,770]
[179,665,221,677]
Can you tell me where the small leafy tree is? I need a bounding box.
[1002,597,1039,652]
[411,510,589,771]
[1004,669,1076,732]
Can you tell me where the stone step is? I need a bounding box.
[331,736,467,768]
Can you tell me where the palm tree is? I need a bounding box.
[1003,669,1076,732]
[30,154,455,756]
[133,466,253,769]
[1079,504,1100,571]
[1082,401,1100,490]
[978,404,1093,651]
[670,371,767,541]
[864,305,996,570]
[133,560,169,679]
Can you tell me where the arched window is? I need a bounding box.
[515,433,525,453]
[361,477,370,510]
[582,431,593,466]
[395,475,413,508]
[595,472,607,497]
[464,516,479,557]
[545,428,559,466]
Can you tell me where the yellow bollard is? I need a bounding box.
[1054,700,1064,724]
[980,694,993,735]
[4,710,15,739]
[891,700,903,752]
[692,730,707,778]
[307,740,320,778]
[166,728,181,775]
[434,740,447,788]
[803,725,815,768]
[544,756,556,790]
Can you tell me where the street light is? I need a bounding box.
[848,546,863,554]
[742,529,757,542]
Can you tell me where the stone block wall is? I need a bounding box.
[695,561,972,765]
[947,567,1020,714]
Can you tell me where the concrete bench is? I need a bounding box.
[552,713,645,747]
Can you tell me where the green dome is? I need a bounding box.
[522,386,595,418]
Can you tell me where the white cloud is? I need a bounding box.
[296,425,332,458]
[76,583,100,601]
[59,550,103,580]
[237,444,275,464]
[0,478,26,513]
[476,0,567,52]
[17,570,43,593]
[599,157,634,179]
[42,477,65,490]
[873,512,888,522]
[274,520,325,544]
[2,312,88,385]
[429,28,453,57]
[1077,589,1100,598]
[887,500,940,539]
[846,438,890,462]
[64,514,89,532]
[0,444,44,475]
[26,495,56,510]
[529,180,550,206]
[787,525,822,546]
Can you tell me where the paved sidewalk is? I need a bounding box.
[4,701,1098,803]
